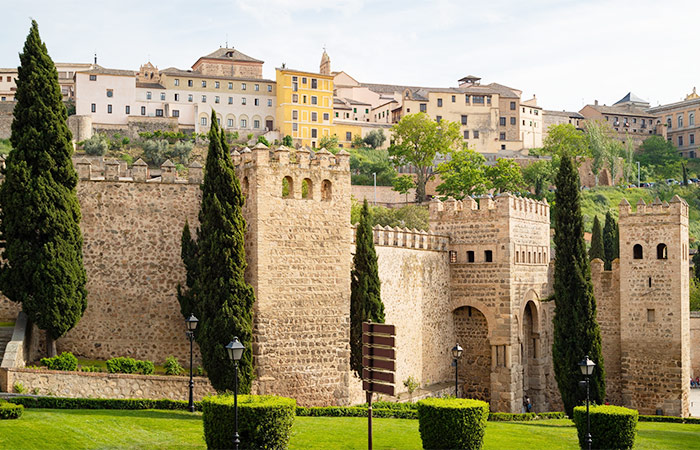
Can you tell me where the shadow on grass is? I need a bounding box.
[35,409,202,421]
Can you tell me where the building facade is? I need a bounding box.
[648,88,700,158]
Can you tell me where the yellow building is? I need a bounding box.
[276,66,334,148]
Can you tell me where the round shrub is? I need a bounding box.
[202,394,296,450]
[573,405,638,450]
[417,398,489,450]
[0,401,23,420]
[40,352,78,371]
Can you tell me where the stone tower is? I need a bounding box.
[430,194,552,412]
[232,144,352,406]
[618,196,690,416]
[320,50,331,76]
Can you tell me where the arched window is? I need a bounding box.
[282,176,293,198]
[633,244,643,259]
[657,243,667,260]
[321,179,332,201]
[302,178,312,199]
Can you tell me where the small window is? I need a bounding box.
[254,98,259,106]
[228,96,233,104]
[282,176,293,198]
[201,117,207,126]
[467,251,475,263]
[125,105,130,114]
[510,101,516,110]
[657,243,667,259]
[346,132,352,141]
[461,115,467,125]
[173,79,179,86]
[292,94,298,103]
[255,84,259,91]
[463,130,469,139]
[188,80,193,87]
[215,96,220,104]
[141,106,146,115]
[311,128,318,138]
[227,118,233,127]
[107,104,112,114]
[451,95,456,103]
[301,178,312,199]
[268,99,273,107]
[172,110,179,117]
[648,277,652,288]
[155,109,163,117]
[500,132,506,140]
[174,93,180,101]
[437,98,443,107]
[106,89,113,98]
[89,74,97,81]
[268,85,272,92]
[449,251,457,264]
[500,117,506,126]
[188,94,193,102]
[510,117,516,125]
[146,91,152,100]
[240,118,247,128]
[311,112,317,122]
[485,250,493,262]
[311,96,318,105]
[215,81,220,89]
[321,179,332,201]
[633,244,643,259]
[323,113,329,121]
[90,103,96,113]
[292,110,298,120]
[253,120,260,129]
[420,103,427,113]
[242,83,246,90]
[201,80,206,87]
[647,309,655,322]
[473,130,479,138]
[311,78,318,89]
[436,115,442,123]
[228,82,233,89]
[202,95,207,103]
[160,92,166,101]
[242,97,246,105]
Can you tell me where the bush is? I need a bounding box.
[164,355,184,376]
[142,139,170,166]
[105,357,154,375]
[417,398,489,450]
[172,140,194,164]
[83,133,108,156]
[13,381,26,394]
[0,401,23,419]
[7,396,196,411]
[40,352,78,371]
[639,414,700,424]
[202,395,296,450]
[573,405,638,450]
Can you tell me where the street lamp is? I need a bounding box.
[451,343,463,397]
[226,337,245,450]
[185,314,198,413]
[579,355,596,450]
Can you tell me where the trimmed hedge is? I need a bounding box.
[6,396,198,411]
[106,357,155,375]
[297,406,417,419]
[573,405,638,450]
[0,401,23,419]
[40,352,78,371]
[417,398,489,450]
[202,395,296,450]
[639,415,700,424]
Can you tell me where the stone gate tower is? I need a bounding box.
[232,144,352,406]
[618,196,690,416]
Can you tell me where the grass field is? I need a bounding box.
[1,409,699,449]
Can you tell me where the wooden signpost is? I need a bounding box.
[362,322,396,450]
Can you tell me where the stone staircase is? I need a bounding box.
[0,325,13,363]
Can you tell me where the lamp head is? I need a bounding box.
[452,343,463,360]
[578,355,596,376]
[226,337,245,362]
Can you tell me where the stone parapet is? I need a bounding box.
[429,194,549,224]
[232,143,350,173]
[74,158,203,184]
[353,225,449,252]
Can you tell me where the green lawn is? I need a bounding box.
[1,409,699,449]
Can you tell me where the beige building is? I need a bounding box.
[648,88,700,158]
[520,96,543,149]
[543,110,584,138]
[0,61,91,102]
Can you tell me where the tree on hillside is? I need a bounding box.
[486,158,525,193]
[392,175,415,203]
[389,113,461,202]
[0,20,87,357]
[603,211,619,271]
[177,110,255,392]
[542,124,589,164]
[584,122,609,186]
[350,200,386,378]
[522,160,554,198]
[552,155,606,418]
[636,135,681,170]
[363,129,387,149]
[435,145,488,199]
[349,147,397,186]
[318,134,339,153]
[589,216,604,262]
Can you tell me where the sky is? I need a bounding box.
[2,0,699,112]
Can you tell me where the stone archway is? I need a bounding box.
[453,305,492,402]
[520,295,544,412]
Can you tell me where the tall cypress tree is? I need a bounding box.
[178,111,255,392]
[0,20,87,356]
[350,200,385,378]
[603,211,619,270]
[552,156,605,418]
[588,216,604,262]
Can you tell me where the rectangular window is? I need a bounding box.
[242,97,246,105]
[465,95,470,103]
[500,132,506,140]
[174,93,179,101]
[510,101,516,110]
[449,251,457,263]
[303,95,307,104]
[473,130,479,138]
[461,115,467,125]
[125,105,130,114]
[89,74,97,81]
[188,80,193,87]
[141,106,146,115]
[107,104,112,114]
[174,79,180,86]
[500,117,506,126]
[292,94,298,103]
[155,109,163,117]
[188,94,193,102]
[690,113,695,126]
[679,136,684,146]
[106,89,113,97]
[91,103,96,113]
[201,80,206,87]
[311,128,318,138]
[254,98,259,106]
[467,251,475,263]
[160,92,165,100]
[691,134,695,145]
[473,95,484,104]
[323,112,329,121]
[365,108,369,114]
[227,119,233,127]
[463,130,469,139]
[201,117,207,126]
[485,250,493,262]
[292,76,298,82]
[346,132,352,141]
[301,77,306,84]
[254,84,259,91]
[215,96,220,104]
[420,103,427,113]
[292,110,299,120]
[228,97,233,104]
[311,78,318,89]
[647,309,655,323]
[436,115,442,123]
[228,82,233,89]
[242,83,246,90]
[241,119,247,128]
[437,98,443,107]
[311,96,318,105]
[172,110,179,117]
[267,99,273,107]
[452,95,456,103]
[292,123,298,131]
[510,117,516,125]
[202,95,207,102]
[254,120,260,129]
[146,91,152,100]
[292,82,298,92]
[312,112,317,122]
[678,115,684,128]
[267,85,272,92]
[215,81,220,89]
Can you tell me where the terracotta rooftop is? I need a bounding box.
[78,65,136,77]
[199,47,263,64]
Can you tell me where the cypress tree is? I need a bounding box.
[350,200,385,378]
[179,111,255,392]
[0,21,87,356]
[588,216,604,262]
[603,211,619,271]
[552,156,605,418]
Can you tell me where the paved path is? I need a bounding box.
[691,388,700,417]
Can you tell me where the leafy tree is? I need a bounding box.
[319,134,340,153]
[522,160,554,198]
[584,122,608,186]
[635,135,681,175]
[256,135,270,147]
[435,146,487,199]
[552,155,605,418]
[351,200,429,231]
[352,135,365,148]
[682,162,688,186]
[486,158,524,193]
[282,135,293,147]
[389,113,461,202]
[588,216,604,261]
[83,133,108,156]
[0,20,87,356]
[392,175,415,202]
[349,147,397,186]
[604,140,623,186]
[363,129,387,149]
[178,110,255,392]
[176,220,198,321]
[690,278,700,311]
[541,124,589,167]
[603,211,619,270]
[350,200,386,378]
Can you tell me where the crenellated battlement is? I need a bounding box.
[619,196,689,218]
[71,157,203,184]
[352,225,450,252]
[231,143,350,172]
[429,193,549,224]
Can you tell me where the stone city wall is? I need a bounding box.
[351,185,417,206]
[5,368,215,401]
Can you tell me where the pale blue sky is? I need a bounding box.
[2,0,698,111]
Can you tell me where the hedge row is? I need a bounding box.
[296,406,417,419]
[489,412,567,421]
[0,401,23,420]
[573,405,638,450]
[639,415,700,424]
[417,398,489,450]
[6,396,199,411]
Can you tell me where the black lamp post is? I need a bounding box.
[226,337,245,450]
[451,343,463,397]
[579,355,596,450]
[185,314,198,413]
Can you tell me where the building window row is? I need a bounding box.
[515,245,547,264]
[448,249,494,264]
[173,78,270,92]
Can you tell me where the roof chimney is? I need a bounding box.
[594,100,599,106]
[94,53,97,64]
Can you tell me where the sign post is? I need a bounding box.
[362,322,396,450]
